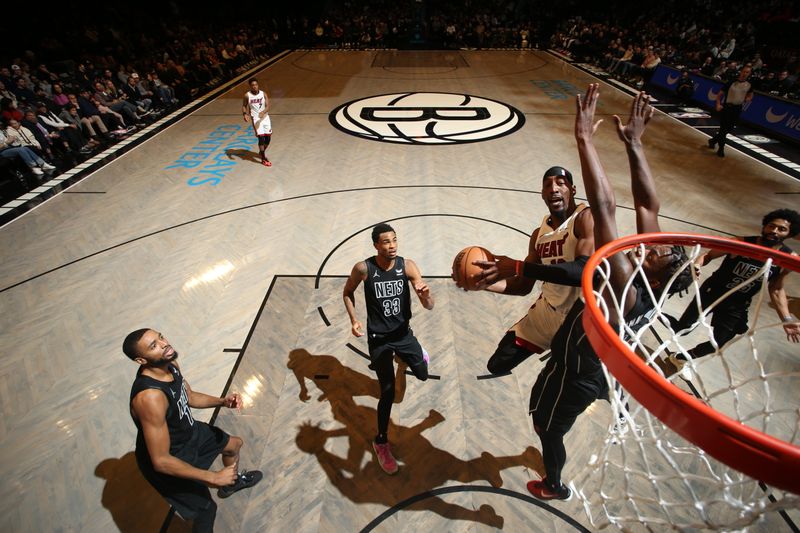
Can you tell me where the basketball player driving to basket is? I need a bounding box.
[480,84,692,500]
[469,165,595,376]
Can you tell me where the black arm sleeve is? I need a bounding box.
[521,255,589,287]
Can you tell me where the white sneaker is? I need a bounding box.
[31,167,44,176]
[41,162,56,171]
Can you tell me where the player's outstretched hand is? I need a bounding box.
[784,321,800,343]
[614,90,654,145]
[351,320,365,337]
[575,83,602,142]
[414,281,434,309]
[473,255,517,289]
[223,392,243,411]
[451,270,468,291]
[210,464,238,488]
[414,281,430,298]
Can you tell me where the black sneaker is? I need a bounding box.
[217,470,263,498]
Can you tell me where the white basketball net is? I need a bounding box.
[573,242,800,531]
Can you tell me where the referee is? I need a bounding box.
[708,66,753,158]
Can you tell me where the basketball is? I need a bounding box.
[452,246,495,290]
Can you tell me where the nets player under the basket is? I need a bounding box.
[576,231,800,531]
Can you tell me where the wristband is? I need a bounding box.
[783,315,798,323]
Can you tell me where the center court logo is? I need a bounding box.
[329,92,525,144]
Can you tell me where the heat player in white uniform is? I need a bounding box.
[242,78,272,166]
[476,166,595,375]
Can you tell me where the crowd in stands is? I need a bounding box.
[0,5,282,201]
[0,0,548,203]
[1,0,798,203]
[550,0,799,101]
[298,1,541,50]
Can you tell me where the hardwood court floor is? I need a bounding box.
[0,50,798,532]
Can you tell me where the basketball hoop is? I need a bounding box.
[576,232,800,530]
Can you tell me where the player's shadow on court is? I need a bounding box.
[95,452,191,532]
[288,349,543,528]
[225,148,262,164]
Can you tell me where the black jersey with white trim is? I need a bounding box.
[130,364,196,463]
[363,256,413,337]
[703,236,791,306]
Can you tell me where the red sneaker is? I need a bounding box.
[262,159,272,167]
[527,478,571,501]
[372,441,399,474]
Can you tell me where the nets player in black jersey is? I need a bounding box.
[668,209,800,371]
[486,86,692,501]
[125,329,262,532]
[343,223,435,474]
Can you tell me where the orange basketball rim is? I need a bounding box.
[582,232,800,494]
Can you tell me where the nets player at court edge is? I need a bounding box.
[242,78,272,167]
[342,223,434,475]
[468,167,595,375]
[124,329,262,532]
